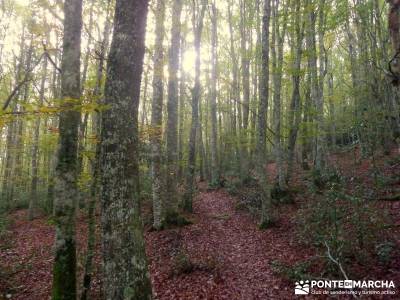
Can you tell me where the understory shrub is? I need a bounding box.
[271,260,312,281]
[309,167,343,192]
[172,249,194,275]
[297,183,392,276]
[225,177,241,196]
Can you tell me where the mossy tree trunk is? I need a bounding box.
[100,0,152,299]
[52,0,83,298]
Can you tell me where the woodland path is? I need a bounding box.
[146,189,302,300]
[0,189,307,300]
[2,152,400,300]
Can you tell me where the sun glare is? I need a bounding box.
[182,48,196,75]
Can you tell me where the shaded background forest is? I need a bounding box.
[0,0,398,213]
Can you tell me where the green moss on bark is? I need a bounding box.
[52,238,77,300]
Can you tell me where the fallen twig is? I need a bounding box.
[324,241,358,299]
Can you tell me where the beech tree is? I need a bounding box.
[166,0,184,219]
[183,0,207,212]
[150,0,166,230]
[100,0,152,298]
[257,0,272,228]
[51,0,82,298]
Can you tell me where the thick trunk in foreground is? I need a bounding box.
[100,0,152,298]
[52,0,82,298]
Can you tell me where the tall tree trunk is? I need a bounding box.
[166,0,184,218]
[271,0,288,190]
[286,0,304,183]
[28,52,48,220]
[80,3,111,297]
[239,0,250,182]
[52,0,83,298]
[47,33,61,214]
[100,0,152,298]
[80,113,100,300]
[257,0,272,228]
[228,1,242,176]
[14,37,34,205]
[210,1,219,186]
[183,0,206,212]
[177,37,186,180]
[316,0,327,168]
[150,0,166,230]
[306,0,325,173]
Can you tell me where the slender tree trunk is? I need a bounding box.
[198,97,208,181]
[80,113,100,300]
[210,1,219,186]
[47,34,61,214]
[52,0,83,298]
[28,53,48,220]
[271,0,288,190]
[239,0,250,182]
[14,38,34,205]
[178,37,186,180]
[306,0,325,173]
[80,3,111,297]
[166,0,184,217]
[183,0,206,212]
[150,0,166,230]
[286,0,304,183]
[315,0,327,169]
[327,65,336,148]
[258,0,272,228]
[228,1,242,176]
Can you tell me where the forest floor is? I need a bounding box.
[1,147,400,299]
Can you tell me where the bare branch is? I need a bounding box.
[324,241,358,299]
